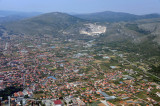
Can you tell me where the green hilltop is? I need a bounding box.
[4,12,86,36]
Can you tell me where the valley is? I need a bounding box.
[0,11,160,106]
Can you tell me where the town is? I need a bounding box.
[0,34,160,106]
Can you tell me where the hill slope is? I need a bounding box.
[97,18,160,57]
[4,12,86,36]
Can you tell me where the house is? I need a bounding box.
[99,100,114,106]
[156,85,160,89]
[48,76,57,80]
[103,56,110,59]
[98,90,116,101]
[156,92,160,97]
[18,91,24,97]
[76,98,85,106]
[22,90,28,96]
[110,66,117,69]
[14,93,19,97]
[53,100,63,106]
[105,96,116,100]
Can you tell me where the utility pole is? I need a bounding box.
[0,97,2,106]
[23,70,26,90]
[8,96,10,106]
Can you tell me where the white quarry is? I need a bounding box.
[80,23,106,36]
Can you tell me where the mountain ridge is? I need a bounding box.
[74,11,160,22]
[0,10,42,24]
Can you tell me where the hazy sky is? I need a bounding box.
[0,0,160,14]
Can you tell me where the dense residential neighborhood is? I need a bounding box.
[0,34,160,106]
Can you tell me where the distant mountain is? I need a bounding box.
[74,11,160,22]
[0,10,42,17]
[0,10,42,23]
[4,12,87,36]
[0,10,22,17]
[142,13,160,19]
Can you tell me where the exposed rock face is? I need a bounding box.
[80,23,106,36]
[138,21,160,45]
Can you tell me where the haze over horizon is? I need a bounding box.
[0,0,160,15]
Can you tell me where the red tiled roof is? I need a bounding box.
[14,93,19,97]
[54,100,62,105]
